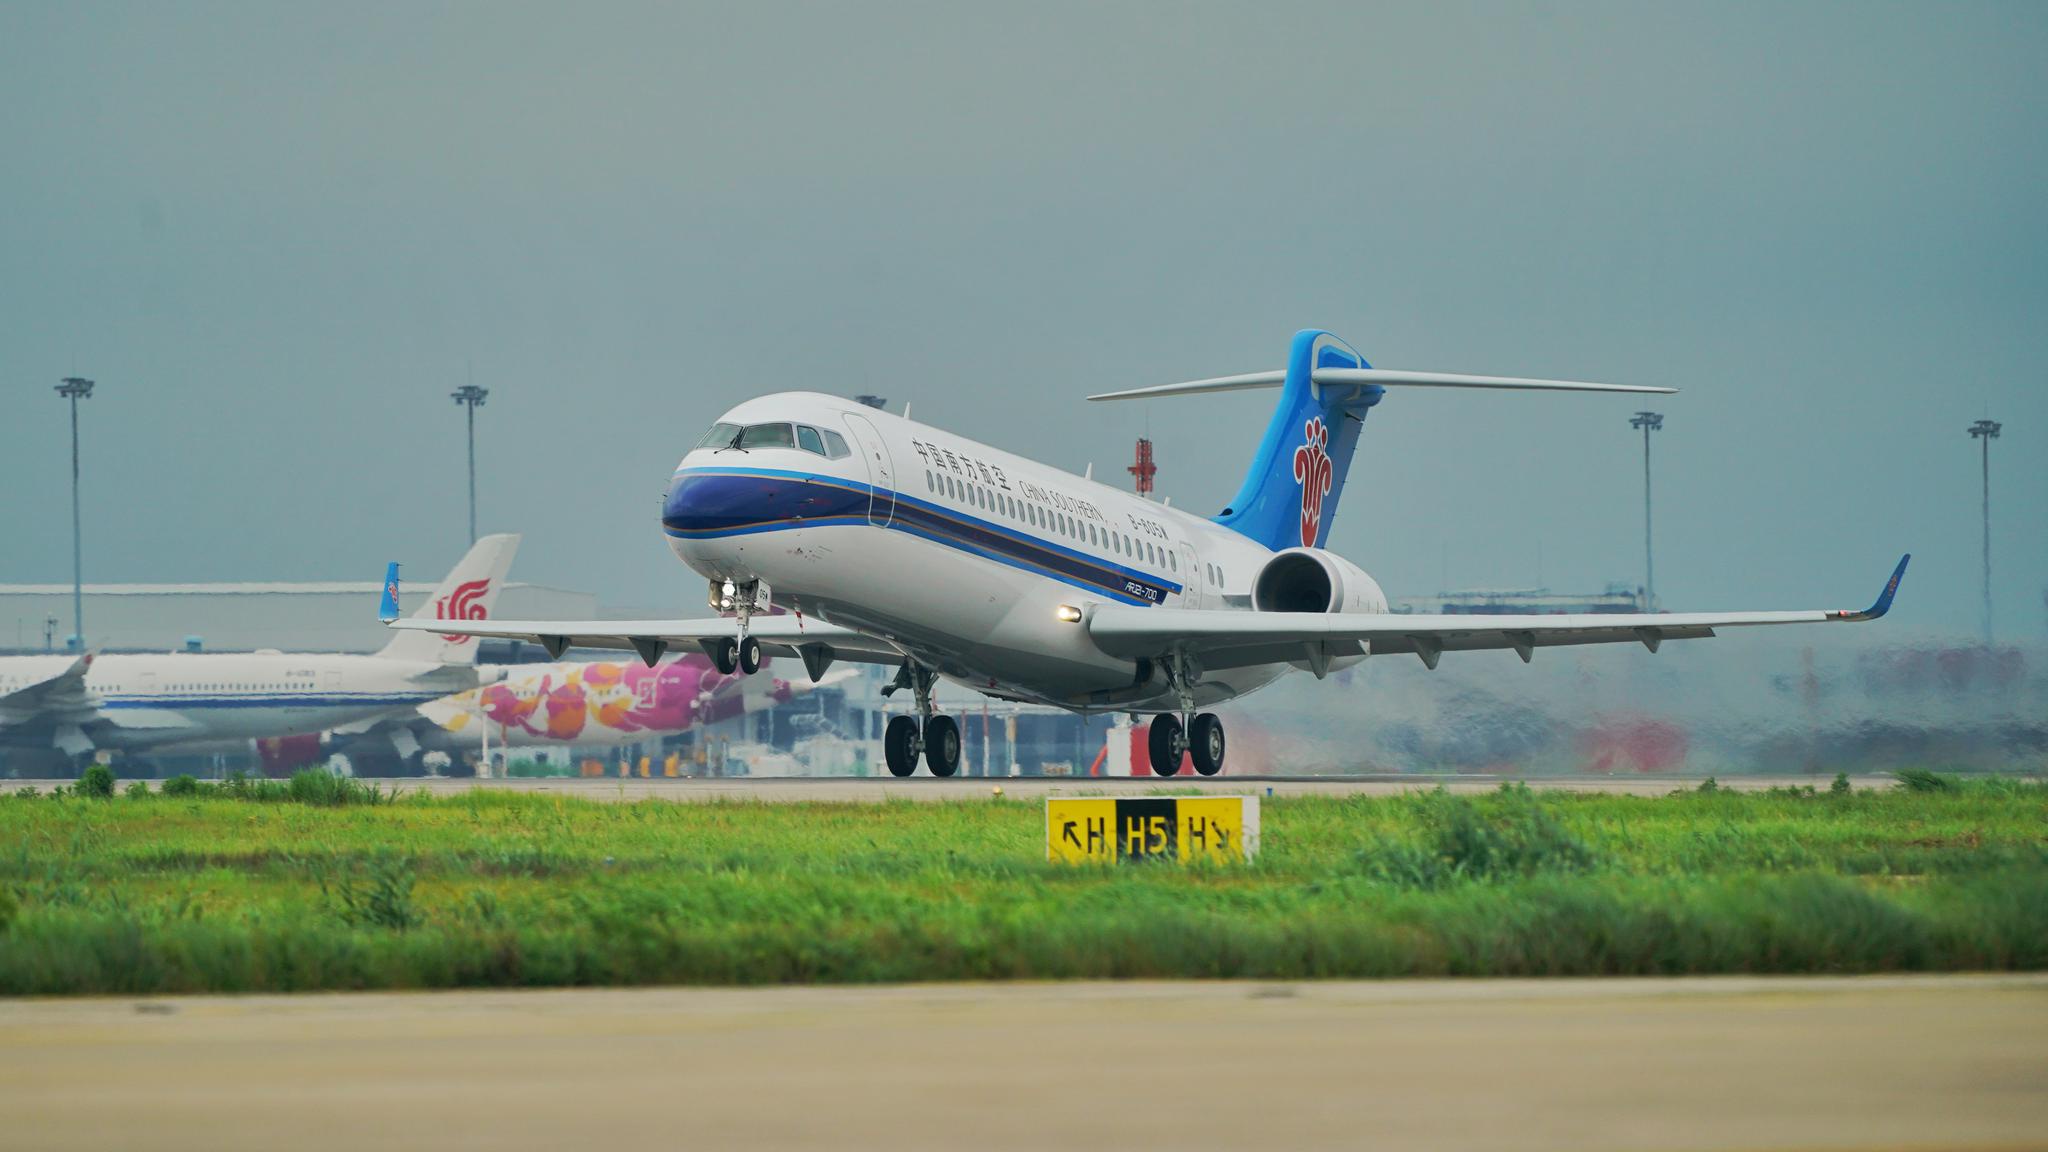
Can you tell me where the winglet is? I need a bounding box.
[378,562,402,623]
[1832,554,1909,621]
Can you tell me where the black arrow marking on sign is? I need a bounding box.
[1061,820,1082,848]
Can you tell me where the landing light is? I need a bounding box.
[1055,604,1084,624]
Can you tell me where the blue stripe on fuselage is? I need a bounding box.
[663,466,1180,606]
[99,694,446,709]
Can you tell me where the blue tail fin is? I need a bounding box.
[378,562,401,622]
[1213,330,1382,550]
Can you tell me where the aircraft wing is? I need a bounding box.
[1087,556,1909,674]
[383,615,904,676]
[0,655,106,754]
[0,655,96,722]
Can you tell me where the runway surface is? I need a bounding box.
[0,773,1900,802]
[3,975,2040,1151]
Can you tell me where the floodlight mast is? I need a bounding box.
[1969,419,2001,644]
[1630,411,1663,612]
[55,377,94,649]
[452,384,489,544]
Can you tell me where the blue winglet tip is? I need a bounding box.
[377,562,401,623]
[1862,553,1910,620]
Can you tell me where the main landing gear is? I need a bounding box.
[881,663,960,778]
[1149,649,1225,777]
[1147,712,1225,777]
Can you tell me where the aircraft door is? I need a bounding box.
[841,414,897,528]
[1179,543,1205,608]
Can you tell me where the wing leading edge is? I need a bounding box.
[382,615,904,680]
[1086,555,1910,673]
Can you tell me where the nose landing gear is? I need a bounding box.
[707,579,768,676]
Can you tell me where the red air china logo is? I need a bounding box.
[1291,416,1334,547]
[436,579,490,644]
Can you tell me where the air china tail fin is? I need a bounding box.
[374,534,521,665]
[1089,329,1671,552]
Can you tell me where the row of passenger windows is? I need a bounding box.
[162,683,315,692]
[695,421,851,459]
[924,469,1181,573]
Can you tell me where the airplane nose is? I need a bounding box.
[664,473,769,536]
[661,471,866,537]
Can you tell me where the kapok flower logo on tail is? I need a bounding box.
[435,578,491,643]
[1291,416,1334,547]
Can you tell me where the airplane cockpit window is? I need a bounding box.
[796,425,825,455]
[820,429,851,458]
[738,423,795,449]
[695,422,742,450]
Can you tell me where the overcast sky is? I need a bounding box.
[2,1,2042,639]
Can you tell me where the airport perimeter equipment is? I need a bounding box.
[54,376,94,649]
[1046,795,1259,864]
[1969,418,2001,644]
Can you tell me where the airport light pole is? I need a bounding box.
[54,377,94,649]
[1969,419,2001,645]
[1630,411,1663,612]
[452,384,489,544]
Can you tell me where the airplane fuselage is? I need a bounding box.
[0,652,478,753]
[662,392,1382,711]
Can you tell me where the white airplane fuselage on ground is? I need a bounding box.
[0,535,520,767]
[24,653,478,753]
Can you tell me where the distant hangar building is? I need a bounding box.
[0,581,601,655]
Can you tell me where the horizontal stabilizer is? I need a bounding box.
[1089,367,1673,402]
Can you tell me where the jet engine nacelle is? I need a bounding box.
[255,733,330,778]
[1251,548,1389,615]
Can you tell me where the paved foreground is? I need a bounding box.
[0,773,1896,803]
[3,976,2041,1151]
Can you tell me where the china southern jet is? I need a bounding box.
[0,535,518,773]
[388,330,1906,778]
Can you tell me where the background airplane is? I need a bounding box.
[0,534,519,774]
[390,328,1906,779]
[259,652,820,776]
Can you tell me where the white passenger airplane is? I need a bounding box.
[0,535,519,773]
[387,329,1907,778]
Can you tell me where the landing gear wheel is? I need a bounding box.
[1189,713,1225,776]
[1148,714,1184,777]
[884,715,921,777]
[712,637,739,675]
[923,714,960,778]
[737,635,763,675]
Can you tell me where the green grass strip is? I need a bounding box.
[1,773,2042,994]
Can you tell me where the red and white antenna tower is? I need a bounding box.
[1128,437,1157,497]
